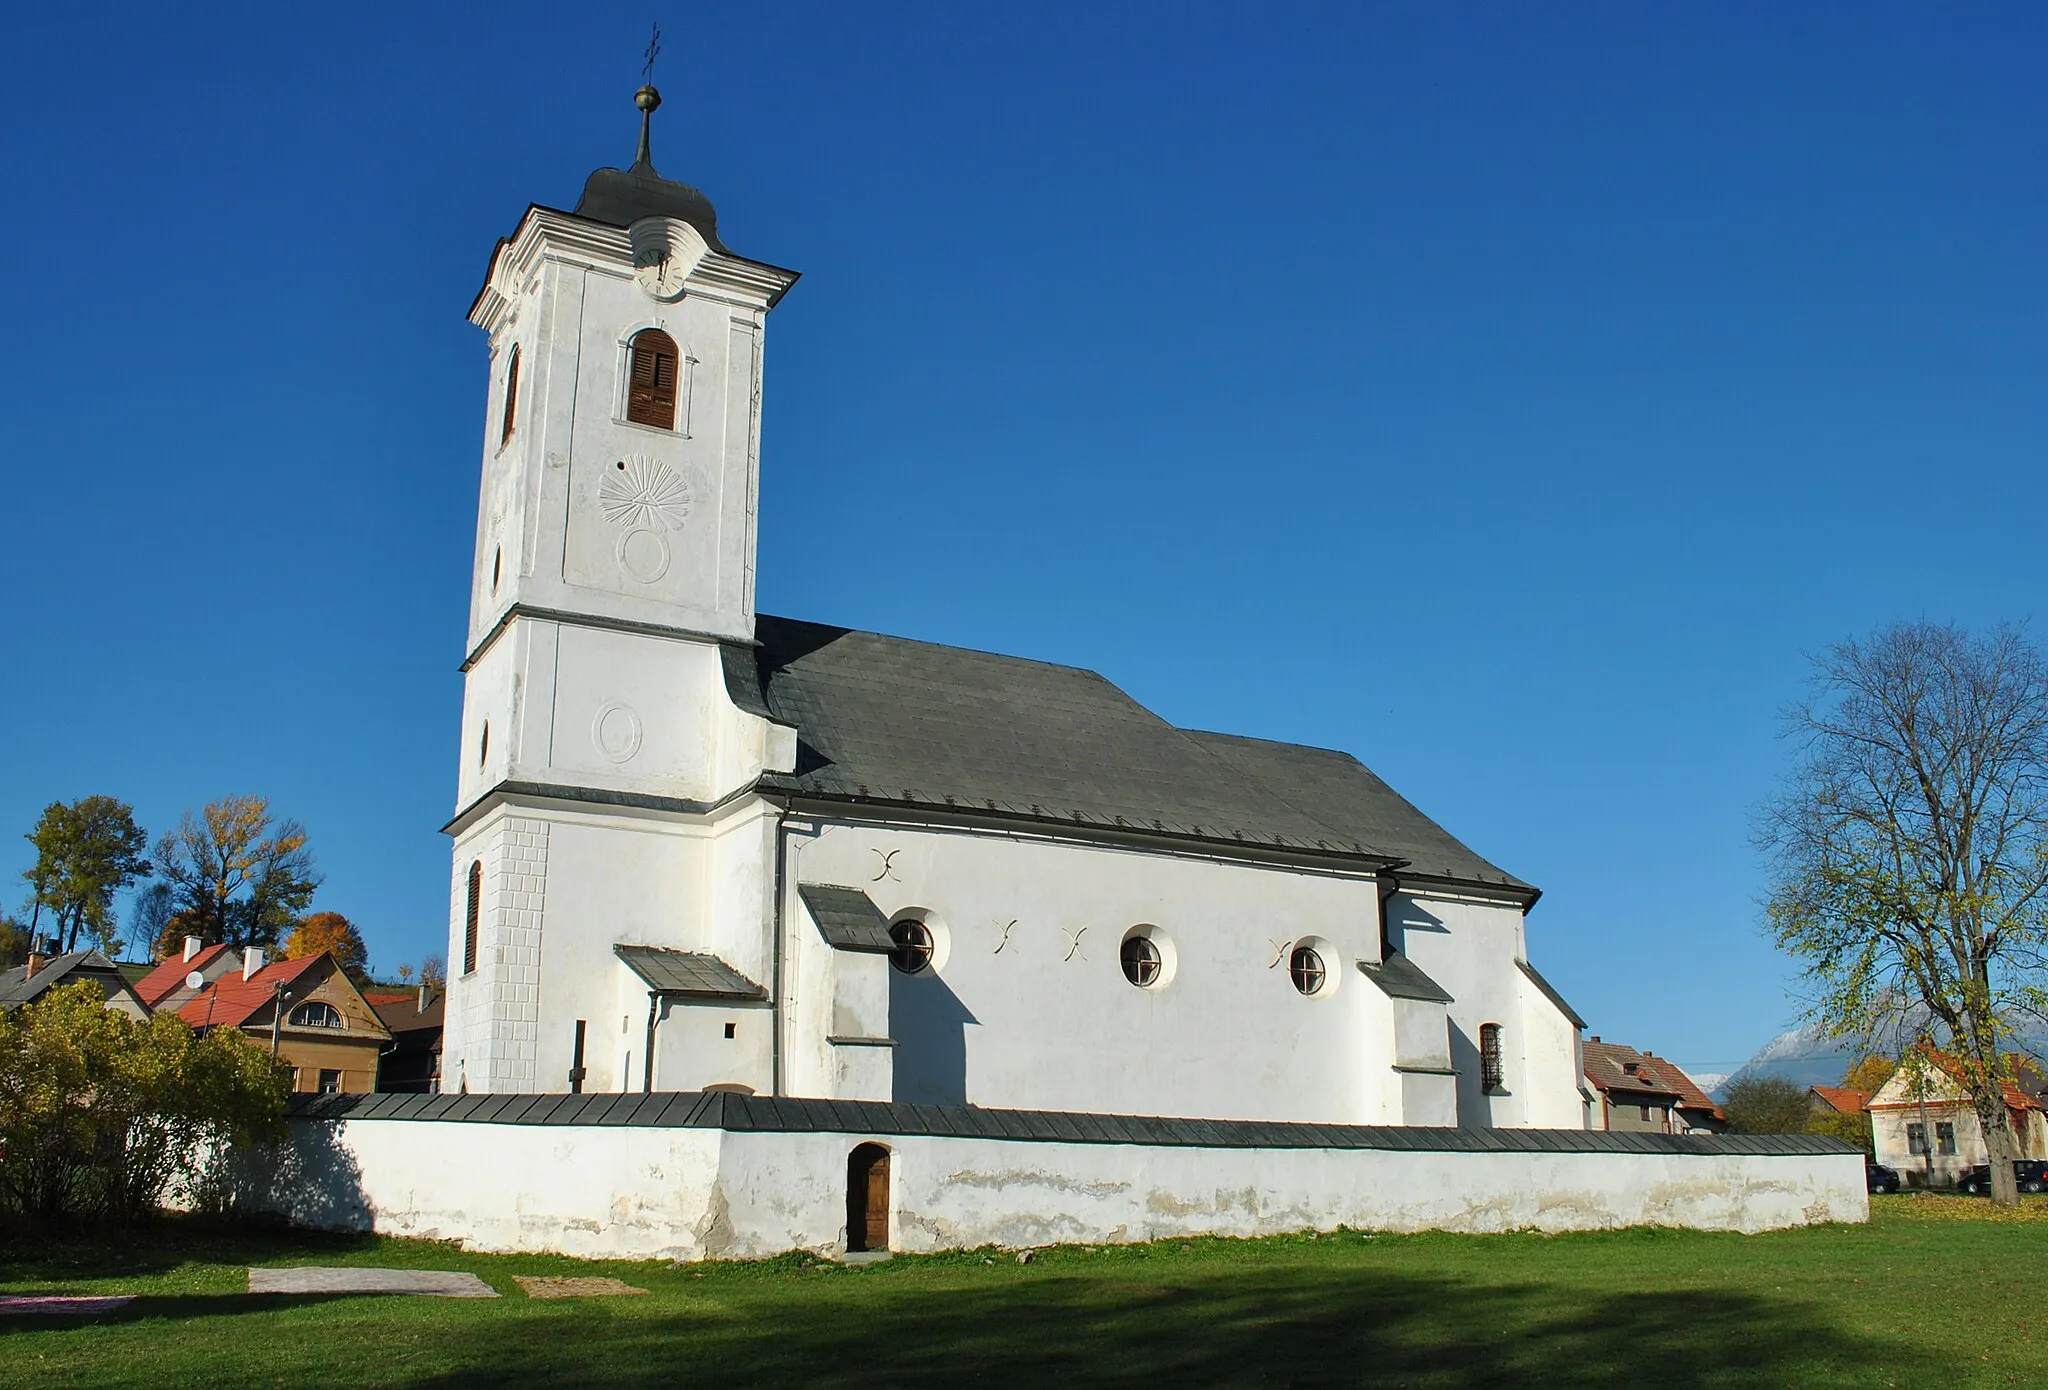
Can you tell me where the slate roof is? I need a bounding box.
[738,616,1529,895]
[614,946,766,1000]
[0,951,136,1011]
[797,885,894,953]
[1356,952,1455,1004]
[372,992,446,1036]
[286,1089,1858,1157]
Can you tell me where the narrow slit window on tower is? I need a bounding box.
[626,329,680,429]
[500,344,521,445]
[463,860,482,976]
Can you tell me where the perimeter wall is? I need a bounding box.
[244,1102,1867,1261]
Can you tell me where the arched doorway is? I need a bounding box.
[846,1143,890,1252]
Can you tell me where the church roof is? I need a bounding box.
[570,84,729,253]
[738,616,1532,898]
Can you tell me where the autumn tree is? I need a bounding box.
[151,797,321,952]
[1759,621,2048,1207]
[19,797,153,954]
[418,954,446,988]
[1842,1055,1897,1096]
[284,911,369,981]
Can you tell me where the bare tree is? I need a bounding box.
[1759,620,2048,1206]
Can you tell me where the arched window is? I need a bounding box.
[1288,944,1325,996]
[290,1001,343,1030]
[1480,1023,1504,1091]
[499,344,521,446]
[888,920,933,975]
[625,329,680,429]
[463,860,482,975]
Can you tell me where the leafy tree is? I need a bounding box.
[395,963,414,984]
[19,797,152,954]
[1759,621,2048,1206]
[0,916,28,969]
[151,797,321,951]
[1722,1075,1814,1134]
[1842,1055,1897,1096]
[0,981,288,1222]
[150,908,215,963]
[284,911,369,980]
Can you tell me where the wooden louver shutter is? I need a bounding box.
[626,330,679,429]
[463,861,482,975]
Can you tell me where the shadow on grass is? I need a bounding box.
[0,1218,385,1286]
[408,1264,1929,1389]
[0,1292,386,1334]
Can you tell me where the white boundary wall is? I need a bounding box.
[258,1119,1868,1262]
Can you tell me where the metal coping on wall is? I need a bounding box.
[287,1092,1857,1157]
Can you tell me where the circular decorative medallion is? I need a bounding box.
[616,528,671,583]
[600,455,692,531]
[592,702,644,764]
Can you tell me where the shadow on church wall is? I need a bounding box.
[1448,1021,1492,1128]
[890,970,978,1107]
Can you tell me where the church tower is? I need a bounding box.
[443,85,800,1092]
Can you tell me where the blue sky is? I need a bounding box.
[2,3,2042,1076]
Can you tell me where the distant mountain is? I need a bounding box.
[1712,1024,1862,1100]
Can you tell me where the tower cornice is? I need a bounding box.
[471,206,800,338]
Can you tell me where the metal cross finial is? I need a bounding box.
[633,23,664,168]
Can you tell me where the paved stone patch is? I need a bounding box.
[0,1295,135,1316]
[248,1267,498,1298]
[513,1275,649,1299]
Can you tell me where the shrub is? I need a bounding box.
[0,981,290,1223]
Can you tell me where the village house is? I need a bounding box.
[1866,1048,2048,1187]
[1583,1038,1724,1135]
[0,944,148,1017]
[370,987,445,1093]
[132,941,390,1093]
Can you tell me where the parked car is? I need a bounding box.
[1866,1160,1901,1194]
[1955,1160,2048,1195]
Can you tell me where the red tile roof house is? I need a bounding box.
[133,939,391,1094]
[1583,1038,1726,1135]
[1865,1047,2048,1188]
[1809,1086,1874,1118]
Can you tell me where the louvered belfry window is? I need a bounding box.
[626,329,680,429]
[463,860,482,975]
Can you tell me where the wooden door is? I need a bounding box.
[846,1144,890,1252]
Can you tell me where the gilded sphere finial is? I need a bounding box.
[635,85,662,113]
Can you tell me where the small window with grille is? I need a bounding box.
[1479,1023,1504,1091]
[889,920,933,975]
[1288,944,1326,996]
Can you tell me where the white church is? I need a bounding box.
[257,86,1862,1259]
[442,82,1585,1132]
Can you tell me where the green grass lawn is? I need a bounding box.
[3,1197,2043,1388]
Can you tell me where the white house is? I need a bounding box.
[1866,1049,2048,1187]
[438,83,1589,1135]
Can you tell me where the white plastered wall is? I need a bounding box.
[271,1118,1870,1261]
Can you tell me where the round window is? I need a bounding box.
[1120,935,1161,988]
[889,920,934,975]
[1289,944,1326,996]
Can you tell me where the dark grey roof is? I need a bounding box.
[1186,733,1531,893]
[613,946,765,1000]
[1518,959,1586,1029]
[0,951,133,1011]
[287,1089,1858,1157]
[797,885,894,954]
[743,617,1525,883]
[1357,953,1455,1005]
